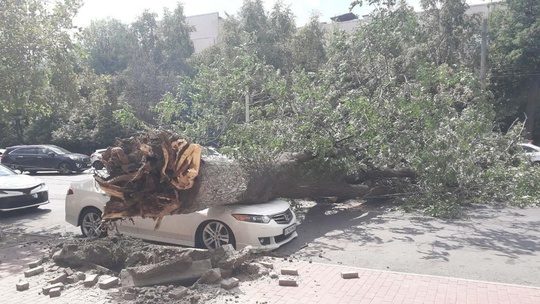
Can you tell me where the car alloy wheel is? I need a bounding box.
[58,162,72,175]
[80,208,107,238]
[199,221,235,250]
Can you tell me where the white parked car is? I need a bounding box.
[0,164,49,211]
[90,148,107,170]
[65,178,298,250]
[517,143,540,163]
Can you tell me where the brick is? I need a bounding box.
[64,267,74,276]
[279,279,298,287]
[99,277,119,289]
[221,278,239,290]
[42,283,64,295]
[49,287,62,297]
[281,268,299,276]
[48,273,67,284]
[341,271,359,279]
[27,259,43,269]
[260,262,274,269]
[84,274,99,287]
[24,266,44,277]
[66,275,80,284]
[16,281,29,291]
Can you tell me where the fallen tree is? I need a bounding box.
[95,130,416,226]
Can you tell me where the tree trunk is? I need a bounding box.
[96,130,416,226]
[524,75,540,141]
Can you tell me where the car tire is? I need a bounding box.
[58,162,72,175]
[93,161,104,170]
[80,208,107,238]
[196,220,236,250]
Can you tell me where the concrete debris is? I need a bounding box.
[42,282,64,295]
[16,281,29,291]
[341,271,359,279]
[168,286,188,299]
[221,277,240,290]
[120,255,212,287]
[48,287,62,297]
[24,266,44,277]
[84,274,99,287]
[197,268,222,285]
[99,276,120,289]
[279,279,298,286]
[280,268,298,276]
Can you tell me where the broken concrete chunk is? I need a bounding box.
[48,273,67,284]
[64,267,74,276]
[66,275,80,284]
[27,259,43,269]
[49,287,62,297]
[99,277,119,289]
[168,287,188,300]
[279,279,298,287]
[197,268,221,284]
[42,282,64,295]
[76,271,86,280]
[24,266,44,277]
[123,290,137,300]
[16,281,29,291]
[120,256,211,287]
[280,268,298,276]
[48,265,60,272]
[246,263,264,275]
[221,278,239,290]
[260,262,274,269]
[84,274,99,287]
[341,271,359,279]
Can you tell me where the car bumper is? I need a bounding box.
[234,220,298,251]
[0,191,49,211]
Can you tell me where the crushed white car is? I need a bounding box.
[65,178,298,250]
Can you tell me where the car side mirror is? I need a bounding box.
[48,152,56,157]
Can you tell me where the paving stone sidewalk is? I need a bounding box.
[0,240,113,304]
[209,260,540,304]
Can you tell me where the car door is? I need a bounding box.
[132,213,199,246]
[33,147,54,170]
[9,147,39,170]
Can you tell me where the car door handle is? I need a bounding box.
[17,156,24,158]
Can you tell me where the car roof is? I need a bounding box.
[518,143,540,150]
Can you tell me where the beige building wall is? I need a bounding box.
[186,12,220,53]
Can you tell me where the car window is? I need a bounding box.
[0,164,16,176]
[522,146,535,153]
[10,147,39,155]
[48,146,72,155]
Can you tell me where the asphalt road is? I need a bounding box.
[1,172,539,288]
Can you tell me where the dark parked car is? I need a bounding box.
[0,164,49,211]
[0,145,91,174]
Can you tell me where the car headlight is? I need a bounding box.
[67,155,79,160]
[232,214,271,224]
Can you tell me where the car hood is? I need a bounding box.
[0,175,43,190]
[226,200,291,215]
[66,153,89,159]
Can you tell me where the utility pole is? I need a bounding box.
[480,18,488,85]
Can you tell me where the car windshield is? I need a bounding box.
[0,164,16,176]
[48,146,72,155]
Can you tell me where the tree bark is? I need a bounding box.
[96,130,416,225]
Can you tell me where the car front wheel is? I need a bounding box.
[80,208,107,238]
[197,220,236,250]
[58,162,72,175]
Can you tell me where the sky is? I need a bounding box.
[74,0,495,27]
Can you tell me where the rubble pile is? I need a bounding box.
[14,235,283,303]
